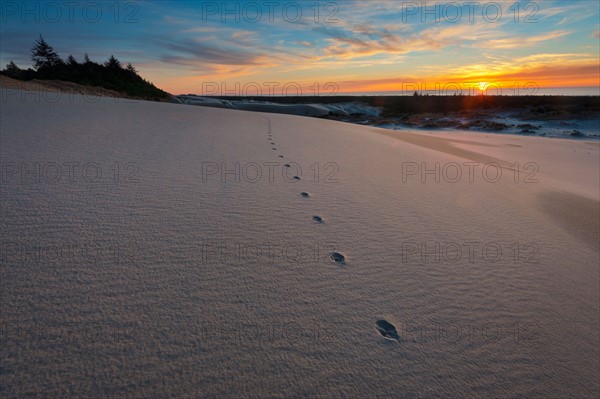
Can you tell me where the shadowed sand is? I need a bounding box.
[537,190,600,252]
[370,127,600,253]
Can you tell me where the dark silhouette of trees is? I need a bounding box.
[4,61,22,79]
[3,60,35,80]
[2,36,169,100]
[105,55,122,70]
[31,35,62,70]
[66,55,78,66]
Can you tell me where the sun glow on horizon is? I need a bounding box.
[478,82,490,92]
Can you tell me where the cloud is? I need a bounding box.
[479,30,572,49]
[333,61,599,93]
[433,52,600,88]
[315,23,481,60]
[160,39,264,65]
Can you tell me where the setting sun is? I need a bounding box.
[478,82,490,92]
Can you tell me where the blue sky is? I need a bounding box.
[1,0,598,94]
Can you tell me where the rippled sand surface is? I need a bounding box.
[1,90,598,398]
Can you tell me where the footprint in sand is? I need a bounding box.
[300,192,310,198]
[330,252,346,265]
[375,320,400,341]
[312,215,324,223]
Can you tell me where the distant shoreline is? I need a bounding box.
[177,94,600,140]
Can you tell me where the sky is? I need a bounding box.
[1,0,599,95]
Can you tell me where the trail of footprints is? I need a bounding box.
[266,119,397,341]
[266,118,346,267]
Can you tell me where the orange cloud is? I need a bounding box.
[479,30,572,49]
[327,59,599,93]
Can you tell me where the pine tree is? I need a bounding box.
[31,35,62,70]
[6,61,20,73]
[105,55,122,69]
[126,63,137,74]
[4,61,22,78]
[66,54,78,66]
[84,53,91,64]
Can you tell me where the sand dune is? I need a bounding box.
[177,94,381,118]
[0,75,175,102]
[1,89,598,398]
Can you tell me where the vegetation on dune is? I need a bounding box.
[211,94,600,117]
[1,35,170,101]
[379,95,600,116]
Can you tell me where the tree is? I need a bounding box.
[4,61,22,78]
[31,35,62,70]
[9,36,169,100]
[105,55,122,70]
[66,54,78,66]
[126,63,137,74]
